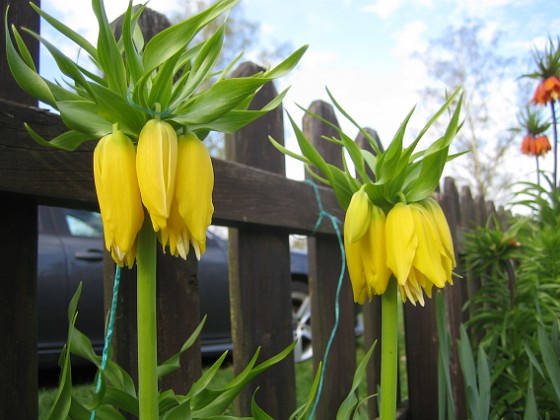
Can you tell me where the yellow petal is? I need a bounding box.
[386,203,417,285]
[363,205,391,295]
[423,198,456,267]
[93,130,144,267]
[175,132,214,259]
[344,235,369,304]
[163,201,190,259]
[344,188,372,244]
[410,204,447,288]
[136,119,177,232]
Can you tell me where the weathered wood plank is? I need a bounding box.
[226,62,296,418]
[439,177,467,419]
[0,1,40,417]
[0,194,39,420]
[304,100,356,419]
[0,99,343,234]
[403,299,439,420]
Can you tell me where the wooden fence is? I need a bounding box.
[0,2,501,418]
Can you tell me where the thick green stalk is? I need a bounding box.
[137,219,158,419]
[380,279,398,420]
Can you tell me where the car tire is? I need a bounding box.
[291,280,313,363]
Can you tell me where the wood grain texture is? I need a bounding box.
[226,62,296,418]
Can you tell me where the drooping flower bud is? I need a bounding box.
[345,203,391,303]
[344,188,372,244]
[136,118,178,232]
[93,128,144,267]
[174,132,214,260]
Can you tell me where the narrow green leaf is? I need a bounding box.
[158,316,207,379]
[12,24,37,70]
[458,325,479,419]
[24,125,94,151]
[57,100,112,137]
[476,346,490,420]
[162,399,191,420]
[538,326,560,405]
[251,389,274,420]
[121,1,145,84]
[289,362,322,420]
[23,29,96,99]
[29,2,98,62]
[336,341,377,420]
[182,22,226,99]
[174,78,270,125]
[264,45,308,80]
[268,136,310,164]
[89,84,146,136]
[92,0,127,95]
[523,367,538,420]
[5,15,56,106]
[185,352,228,400]
[187,87,288,134]
[142,0,238,74]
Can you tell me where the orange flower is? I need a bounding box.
[521,134,552,156]
[531,76,560,105]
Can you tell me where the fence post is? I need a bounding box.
[226,62,296,418]
[0,1,40,418]
[303,100,356,419]
[440,177,467,419]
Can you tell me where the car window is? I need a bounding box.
[63,209,103,238]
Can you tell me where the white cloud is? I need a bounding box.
[391,20,428,58]
[364,0,402,19]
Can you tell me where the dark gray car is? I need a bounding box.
[37,206,312,368]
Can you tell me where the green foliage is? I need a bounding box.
[45,285,327,419]
[5,1,306,149]
[456,177,560,418]
[335,341,377,420]
[269,87,465,211]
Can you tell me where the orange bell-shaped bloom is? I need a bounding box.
[531,76,560,105]
[521,134,552,156]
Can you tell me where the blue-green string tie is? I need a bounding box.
[305,179,346,420]
[90,265,121,420]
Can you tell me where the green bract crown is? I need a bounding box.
[270,87,464,211]
[5,0,307,150]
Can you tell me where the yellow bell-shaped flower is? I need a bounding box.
[136,118,177,233]
[344,203,391,303]
[93,128,144,267]
[385,201,456,305]
[344,188,372,244]
[173,132,214,260]
[386,202,418,286]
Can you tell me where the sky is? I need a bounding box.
[35,0,560,201]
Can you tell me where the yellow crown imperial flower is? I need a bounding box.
[345,202,391,304]
[344,188,372,244]
[93,127,144,267]
[385,201,455,305]
[136,118,178,233]
[173,132,215,260]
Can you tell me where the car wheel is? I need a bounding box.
[291,280,313,363]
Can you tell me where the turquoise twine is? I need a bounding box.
[305,180,346,420]
[90,265,122,420]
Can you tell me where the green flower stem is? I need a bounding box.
[137,218,158,419]
[380,279,398,420]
